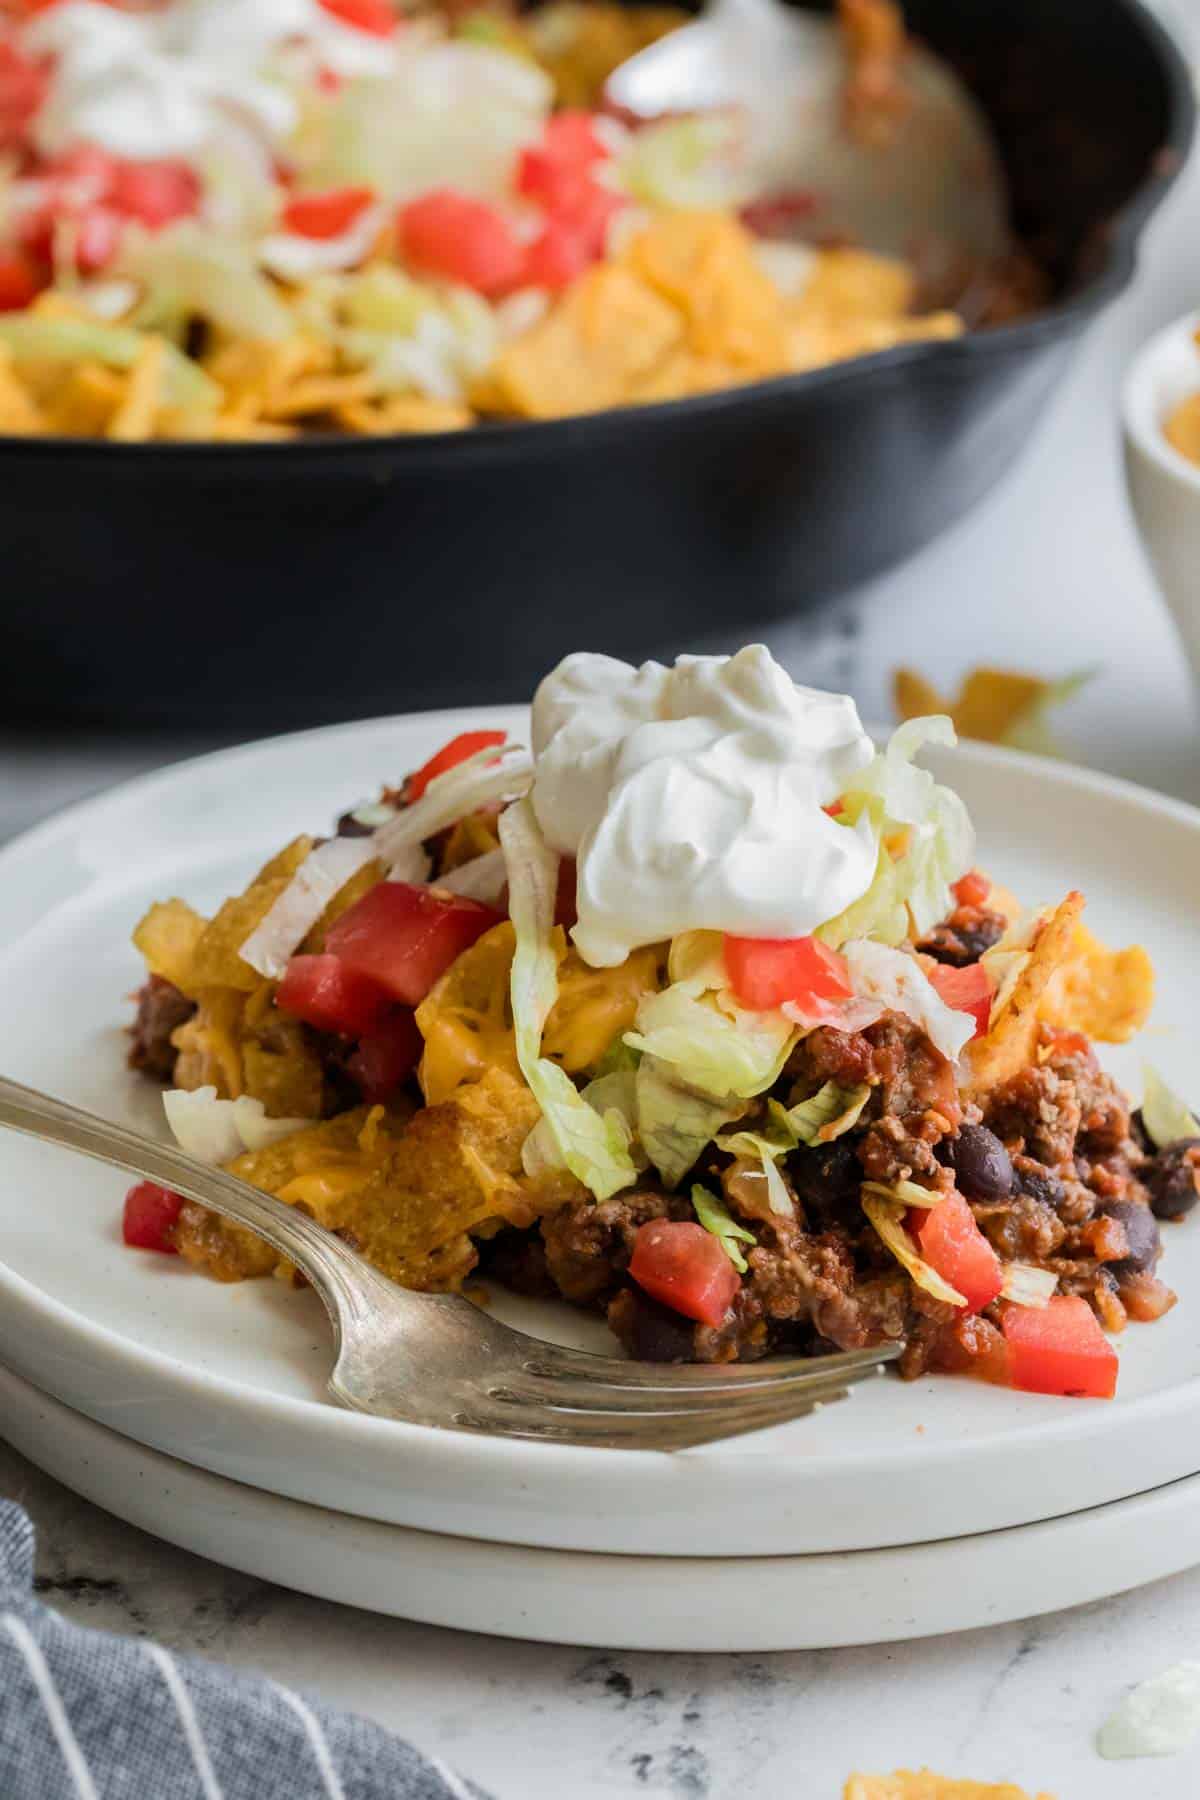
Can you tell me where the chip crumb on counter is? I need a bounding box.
[844,1771,1055,1799]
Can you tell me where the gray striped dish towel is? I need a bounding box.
[0,1501,492,1800]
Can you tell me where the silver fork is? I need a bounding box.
[0,1075,901,1451]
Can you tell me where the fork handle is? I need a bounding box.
[0,1074,403,1344]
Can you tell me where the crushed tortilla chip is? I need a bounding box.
[1038,923,1154,1044]
[189,836,314,992]
[965,892,1085,1092]
[893,667,1093,756]
[132,898,209,999]
[845,1772,1055,1800]
[106,334,167,441]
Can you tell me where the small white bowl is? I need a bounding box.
[1123,310,1200,678]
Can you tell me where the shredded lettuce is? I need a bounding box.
[759,1148,794,1218]
[692,1183,756,1273]
[118,221,295,342]
[999,1263,1057,1307]
[163,1086,308,1165]
[616,115,754,211]
[784,1081,871,1146]
[594,1034,641,1078]
[624,983,795,1100]
[1142,1065,1200,1149]
[499,798,636,1201]
[372,743,531,874]
[861,1178,943,1209]
[862,1191,966,1307]
[436,846,508,904]
[239,835,384,980]
[635,1053,743,1189]
[823,717,974,944]
[0,315,218,408]
[842,939,976,1063]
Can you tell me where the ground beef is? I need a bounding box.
[541,1189,679,1307]
[858,1115,946,1185]
[983,1066,1082,1168]
[127,976,195,1081]
[916,905,1007,968]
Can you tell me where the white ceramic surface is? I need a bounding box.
[10,1358,1200,1653]
[1123,309,1200,678]
[0,712,1198,1560]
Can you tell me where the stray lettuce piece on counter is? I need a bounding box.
[692,1183,756,1272]
[1142,1065,1200,1149]
[500,798,636,1201]
[893,665,1096,758]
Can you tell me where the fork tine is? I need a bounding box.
[456,1381,859,1451]
[517,1340,904,1393]
[481,1354,887,1418]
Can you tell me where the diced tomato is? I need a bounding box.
[544,111,606,167]
[912,1192,1003,1313]
[347,1007,423,1102]
[324,881,503,1007]
[1001,1295,1119,1399]
[723,932,852,1014]
[0,252,41,311]
[0,41,47,151]
[517,111,605,210]
[108,157,199,228]
[407,729,507,801]
[823,799,844,817]
[553,179,621,255]
[282,185,375,239]
[521,221,593,290]
[952,869,992,908]
[926,961,993,1039]
[122,1181,183,1254]
[397,189,525,296]
[277,953,393,1038]
[317,0,396,33]
[628,1220,740,1328]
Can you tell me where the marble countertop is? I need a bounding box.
[5,8,1200,1795]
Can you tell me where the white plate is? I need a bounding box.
[0,710,1198,1560]
[8,1358,1200,1651]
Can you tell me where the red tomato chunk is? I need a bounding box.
[628,1220,740,1328]
[0,253,41,311]
[407,728,506,801]
[953,869,992,908]
[283,186,375,239]
[1001,1295,1119,1399]
[324,881,503,1007]
[723,933,852,1014]
[398,190,524,297]
[926,960,993,1039]
[317,0,397,33]
[277,953,392,1038]
[123,1181,183,1254]
[913,1192,1003,1313]
[348,1007,423,1102]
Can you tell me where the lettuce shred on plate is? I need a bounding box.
[123,650,1190,1404]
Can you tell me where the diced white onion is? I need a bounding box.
[437,846,508,904]
[163,1086,308,1165]
[371,743,532,876]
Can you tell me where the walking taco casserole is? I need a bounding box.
[124,648,1198,1400]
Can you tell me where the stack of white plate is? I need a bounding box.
[2,713,1199,1652]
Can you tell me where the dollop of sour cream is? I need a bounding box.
[25,0,397,163]
[531,646,879,967]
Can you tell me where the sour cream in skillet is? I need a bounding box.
[530,645,879,967]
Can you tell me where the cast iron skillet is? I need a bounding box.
[1,0,1193,728]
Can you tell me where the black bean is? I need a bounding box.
[790,1139,862,1228]
[943,1124,1015,1201]
[1145,1140,1200,1220]
[1012,1157,1066,1210]
[335,810,375,839]
[1100,1199,1161,1277]
[624,1288,698,1363]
